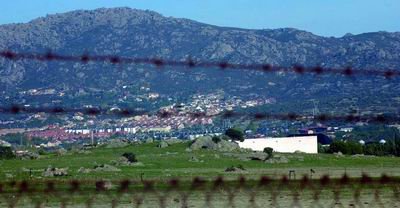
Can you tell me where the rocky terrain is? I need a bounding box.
[0,7,399,114]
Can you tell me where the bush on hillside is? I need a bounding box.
[38,148,48,155]
[363,139,400,156]
[318,143,329,153]
[225,128,244,142]
[347,141,364,155]
[122,152,138,163]
[0,146,15,159]
[212,136,221,144]
[263,147,274,159]
[329,140,363,155]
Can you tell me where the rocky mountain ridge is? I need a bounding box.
[0,7,399,114]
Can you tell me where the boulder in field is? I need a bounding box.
[43,166,69,177]
[112,156,144,166]
[158,141,169,148]
[225,165,246,172]
[222,152,273,162]
[105,139,129,148]
[190,136,239,152]
[93,164,121,172]
[78,167,92,174]
[265,155,289,164]
[17,151,39,160]
[56,148,68,156]
[236,152,270,161]
[189,155,203,163]
[164,138,183,145]
[145,138,154,143]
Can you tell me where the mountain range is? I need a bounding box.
[0,7,399,114]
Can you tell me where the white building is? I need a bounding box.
[124,127,137,134]
[65,129,90,135]
[237,135,318,154]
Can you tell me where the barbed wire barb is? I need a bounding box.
[1,50,399,78]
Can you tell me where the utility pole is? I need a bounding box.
[312,100,320,118]
[91,130,94,146]
[393,130,398,156]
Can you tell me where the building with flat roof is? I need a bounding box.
[237,135,318,154]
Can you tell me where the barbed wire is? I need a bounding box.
[0,105,399,124]
[1,50,399,78]
[0,105,148,117]
[0,174,399,207]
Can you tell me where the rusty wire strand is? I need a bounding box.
[0,105,399,124]
[0,175,399,207]
[1,50,399,78]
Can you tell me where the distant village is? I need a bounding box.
[1,91,275,146]
[1,90,398,151]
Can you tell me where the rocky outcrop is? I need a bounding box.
[190,136,239,152]
[0,8,398,114]
[17,151,39,160]
[78,164,121,173]
[164,138,183,145]
[43,166,68,177]
[223,152,272,161]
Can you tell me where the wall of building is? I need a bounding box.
[237,136,318,154]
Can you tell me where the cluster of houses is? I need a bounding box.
[129,115,213,130]
[183,93,275,115]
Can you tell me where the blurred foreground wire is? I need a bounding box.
[1,50,400,78]
[0,105,399,124]
[0,174,399,207]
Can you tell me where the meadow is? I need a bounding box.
[1,142,400,207]
[1,141,400,181]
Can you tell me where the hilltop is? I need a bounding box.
[0,7,399,114]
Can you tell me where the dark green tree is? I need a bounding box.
[122,152,138,163]
[225,128,244,142]
[263,147,274,159]
[0,146,15,159]
[318,144,329,153]
[346,141,364,155]
[328,140,349,154]
[212,136,221,144]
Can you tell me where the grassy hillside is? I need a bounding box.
[1,142,400,182]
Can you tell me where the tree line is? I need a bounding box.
[320,139,400,156]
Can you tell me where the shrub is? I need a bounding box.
[347,141,363,155]
[318,144,329,153]
[225,128,244,142]
[225,166,236,172]
[328,140,349,154]
[0,146,15,159]
[263,147,274,159]
[122,152,138,163]
[328,140,363,155]
[212,136,221,144]
[225,165,246,172]
[237,164,246,170]
[38,149,48,155]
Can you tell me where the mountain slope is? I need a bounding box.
[0,7,399,114]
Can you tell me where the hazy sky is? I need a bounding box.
[1,0,399,37]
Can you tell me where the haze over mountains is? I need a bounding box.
[0,7,399,114]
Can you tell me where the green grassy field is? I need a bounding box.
[1,142,400,207]
[1,141,400,182]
